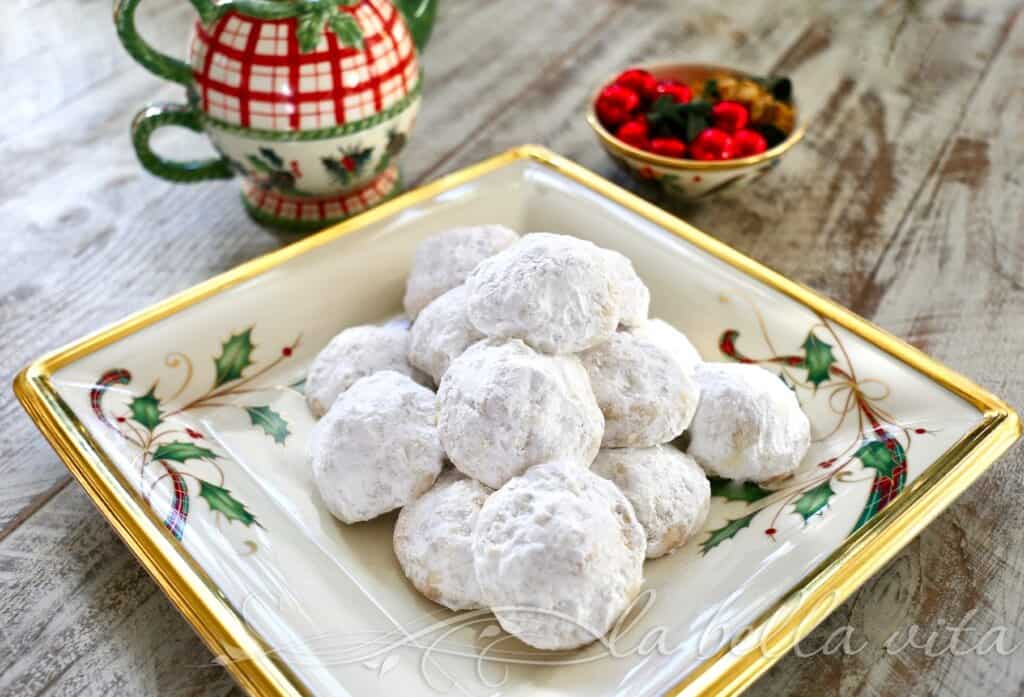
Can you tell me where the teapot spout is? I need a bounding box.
[395,0,437,51]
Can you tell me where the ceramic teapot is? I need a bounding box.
[115,0,436,229]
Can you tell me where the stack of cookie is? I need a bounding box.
[305,226,811,651]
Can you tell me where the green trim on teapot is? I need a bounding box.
[199,78,421,141]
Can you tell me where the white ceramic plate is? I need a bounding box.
[16,147,1019,697]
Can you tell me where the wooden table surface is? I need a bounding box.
[3,1,1023,695]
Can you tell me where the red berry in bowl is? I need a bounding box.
[614,68,658,102]
[711,101,749,132]
[649,137,687,158]
[733,128,768,157]
[595,84,641,128]
[654,80,693,104]
[616,117,649,150]
[689,128,736,160]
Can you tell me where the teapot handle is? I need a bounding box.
[131,104,235,182]
[114,0,207,86]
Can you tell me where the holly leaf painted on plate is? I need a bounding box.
[793,481,835,521]
[198,480,260,527]
[328,12,364,49]
[801,331,836,388]
[709,477,771,503]
[129,387,162,431]
[700,512,755,555]
[854,438,905,477]
[153,441,218,463]
[214,329,254,387]
[246,405,290,445]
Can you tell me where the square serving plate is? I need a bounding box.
[15,146,1020,697]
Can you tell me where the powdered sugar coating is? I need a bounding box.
[394,470,492,610]
[591,446,710,558]
[438,339,604,489]
[403,225,520,319]
[465,233,621,354]
[629,318,702,377]
[408,285,483,384]
[473,460,646,650]
[305,324,428,417]
[687,363,811,482]
[601,249,650,327]
[308,371,444,523]
[580,332,700,448]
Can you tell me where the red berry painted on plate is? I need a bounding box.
[733,129,768,157]
[654,79,693,104]
[649,137,686,158]
[595,84,642,128]
[765,528,777,536]
[689,128,736,160]
[282,346,293,357]
[711,100,749,132]
[186,428,203,439]
[616,117,649,150]
[915,428,927,434]
[614,68,658,101]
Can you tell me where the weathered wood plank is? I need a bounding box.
[0,485,236,697]
[752,8,1024,697]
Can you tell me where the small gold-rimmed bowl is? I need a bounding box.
[587,62,806,199]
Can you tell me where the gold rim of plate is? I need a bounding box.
[13,145,1021,697]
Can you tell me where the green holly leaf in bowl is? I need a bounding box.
[648,96,713,143]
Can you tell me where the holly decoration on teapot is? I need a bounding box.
[115,0,438,230]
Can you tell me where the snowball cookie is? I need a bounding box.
[591,446,710,558]
[580,331,700,448]
[473,460,646,650]
[465,233,621,354]
[393,470,492,610]
[408,285,483,384]
[305,323,428,417]
[403,225,520,319]
[629,318,702,377]
[688,363,811,482]
[601,249,650,327]
[309,371,444,523]
[438,339,603,489]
